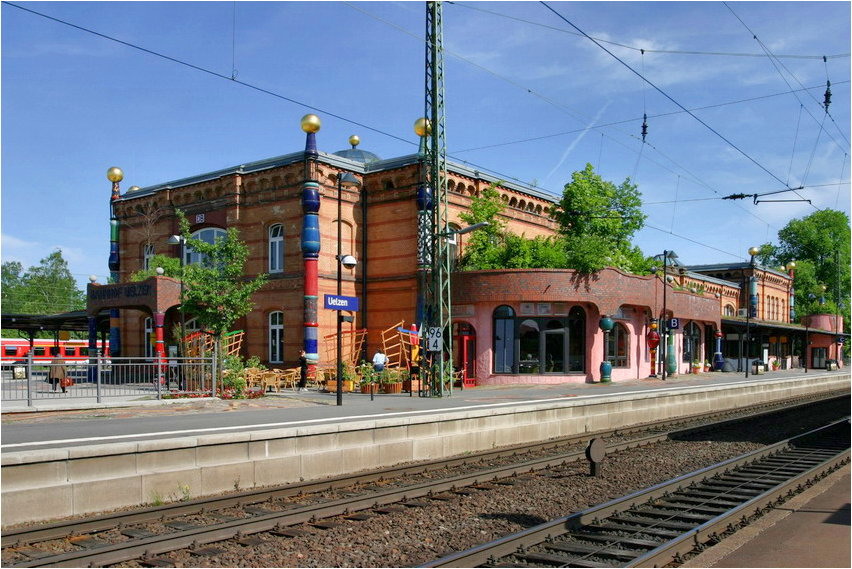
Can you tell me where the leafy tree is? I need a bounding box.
[554,164,648,273]
[174,211,267,368]
[457,183,508,270]
[1,260,25,314]
[758,209,850,336]
[1,251,85,338]
[129,255,183,281]
[1,251,84,315]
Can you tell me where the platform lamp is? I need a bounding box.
[599,315,614,382]
[167,235,187,362]
[744,246,759,378]
[336,172,362,406]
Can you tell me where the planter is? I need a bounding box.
[692,366,702,374]
[360,383,378,394]
[380,382,403,394]
[325,380,354,393]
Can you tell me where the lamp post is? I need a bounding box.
[336,172,362,406]
[653,250,678,381]
[167,235,187,357]
[745,246,759,378]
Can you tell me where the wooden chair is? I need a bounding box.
[243,367,264,390]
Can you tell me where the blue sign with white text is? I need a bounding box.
[324,294,359,311]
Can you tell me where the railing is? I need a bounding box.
[0,355,216,404]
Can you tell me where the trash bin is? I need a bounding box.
[826,359,838,371]
[752,361,764,375]
[13,366,26,379]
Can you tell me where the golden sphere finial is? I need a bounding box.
[348,135,360,148]
[414,117,431,137]
[128,185,141,192]
[300,114,321,133]
[106,167,124,183]
[786,260,796,270]
[748,246,760,257]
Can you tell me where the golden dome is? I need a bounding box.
[106,167,124,182]
[127,185,141,192]
[301,114,321,133]
[748,246,760,257]
[414,117,431,137]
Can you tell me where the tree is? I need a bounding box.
[174,211,267,368]
[129,255,183,281]
[554,164,648,273]
[1,251,85,338]
[759,209,850,336]
[1,251,84,315]
[457,183,509,270]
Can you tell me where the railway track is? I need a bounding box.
[1,393,846,568]
[425,418,850,568]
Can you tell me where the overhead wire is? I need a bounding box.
[6,1,846,266]
[448,1,849,61]
[540,1,799,193]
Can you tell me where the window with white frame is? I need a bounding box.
[269,311,284,363]
[269,224,284,273]
[186,228,226,266]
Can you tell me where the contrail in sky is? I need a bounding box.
[545,101,611,182]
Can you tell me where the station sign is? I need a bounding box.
[668,318,680,329]
[324,294,359,312]
[426,327,443,352]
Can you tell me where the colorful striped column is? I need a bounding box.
[300,115,321,364]
[107,167,123,357]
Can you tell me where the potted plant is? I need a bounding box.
[325,362,355,393]
[691,359,702,373]
[771,360,781,371]
[380,368,404,394]
[358,362,378,394]
[704,360,711,372]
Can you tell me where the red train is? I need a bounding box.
[1,338,110,363]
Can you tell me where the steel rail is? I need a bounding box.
[3,393,845,568]
[6,391,836,547]
[422,418,850,568]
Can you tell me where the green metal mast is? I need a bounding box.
[423,0,451,396]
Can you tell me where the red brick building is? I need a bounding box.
[102,118,842,384]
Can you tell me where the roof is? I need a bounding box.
[1,311,111,334]
[118,150,560,204]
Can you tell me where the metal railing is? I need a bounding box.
[1,355,216,404]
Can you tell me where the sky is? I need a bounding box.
[2,1,850,291]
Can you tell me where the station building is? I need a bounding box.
[96,118,843,384]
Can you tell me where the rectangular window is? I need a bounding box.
[64,348,76,356]
[4,346,18,356]
[34,347,45,356]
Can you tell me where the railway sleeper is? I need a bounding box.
[608,514,697,531]
[631,507,715,523]
[664,494,744,508]
[654,501,731,515]
[544,539,641,560]
[565,532,662,549]
[514,550,612,567]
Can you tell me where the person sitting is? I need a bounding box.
[372,349,387,372]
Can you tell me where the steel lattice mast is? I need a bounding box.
[423,0,451,396]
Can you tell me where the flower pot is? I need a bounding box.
[325,380,353,393]
[380,382,403,394]
[360,383,378,394]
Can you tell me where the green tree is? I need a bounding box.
[759,209,850,335]
[554,164,648,273]
[129,255,183,281]
[174,211,268,369]
[1,251,84,315]
[457,182,508,270]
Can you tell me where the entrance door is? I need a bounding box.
[453,322,476,387]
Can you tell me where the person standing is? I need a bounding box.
[372,349,387,373]
[297,349,308,392]
[48,348,68,393]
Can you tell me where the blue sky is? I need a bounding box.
[2,1,850,290]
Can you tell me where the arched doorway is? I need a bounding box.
[453,321,476,387]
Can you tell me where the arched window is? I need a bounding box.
[607,322,629,367]
[683,322,701,363]
[268,224,284,273]
[269,311,284,363]
[186,228,226,266]
[447,223,460,270]
[493,305,515,373]
[724,304,735,317]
